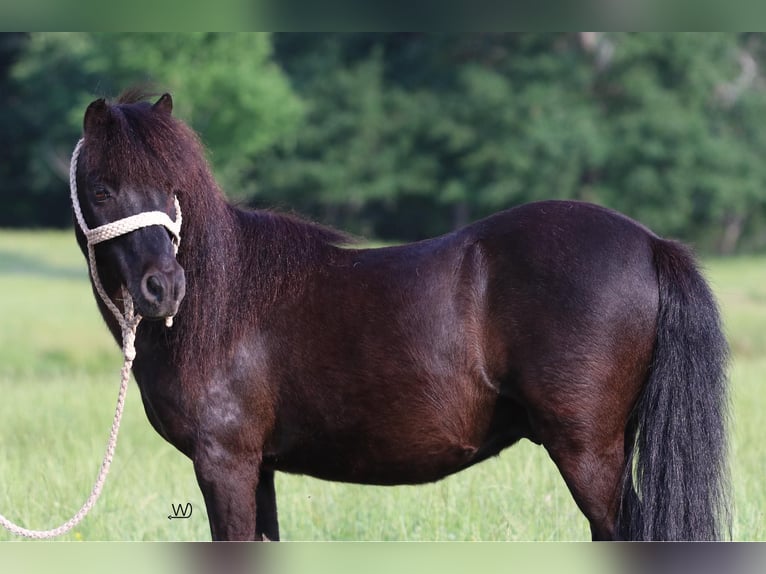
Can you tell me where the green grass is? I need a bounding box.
[0,230,763,541]
[0,232,119,379]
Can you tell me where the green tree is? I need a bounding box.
[261,33,766,251]
[260,34,604,238]
[592,33,761,251]
[4,33,766,252]
[0,32,302,226]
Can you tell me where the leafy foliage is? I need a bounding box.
[3,33,766,252]
[0,32,301,226]
[258,33,766,250]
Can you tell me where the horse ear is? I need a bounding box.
[153,93,173,115]
[83,98,108,134]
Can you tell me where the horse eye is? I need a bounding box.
[93,186,111,202]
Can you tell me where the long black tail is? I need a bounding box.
[617,238,731,541]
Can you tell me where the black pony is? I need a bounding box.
[72,91,730,541]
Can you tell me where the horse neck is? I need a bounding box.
[169,195,343,381]
[238,209,348,310]
[168,191,243,377]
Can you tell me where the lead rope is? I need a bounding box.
[0,139,181,539]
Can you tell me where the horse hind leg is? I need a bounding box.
[542,427,626,540]
[527,370,640,541]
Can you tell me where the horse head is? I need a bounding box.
[73,93,186,322]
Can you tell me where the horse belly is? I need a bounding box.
[272,436,479,486]
[267,384,499,485]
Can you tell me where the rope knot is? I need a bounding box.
[122,329,138,362]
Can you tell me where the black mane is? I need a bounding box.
[94,92,350,381]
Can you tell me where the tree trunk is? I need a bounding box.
[718,213,745,255]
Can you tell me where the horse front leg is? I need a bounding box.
[255,468,279,541]
[193,450,260,541]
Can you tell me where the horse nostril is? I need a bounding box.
[142,273,166,304]
[138,264,184,316]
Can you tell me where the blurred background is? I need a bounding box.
[3,32,766,252]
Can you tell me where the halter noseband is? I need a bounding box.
[69,138,183,347]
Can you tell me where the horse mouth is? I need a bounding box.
[136,299,183,321]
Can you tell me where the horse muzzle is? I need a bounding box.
[135,260,186,320]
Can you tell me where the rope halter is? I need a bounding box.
[0,137,184,539]
[69,138,183,357]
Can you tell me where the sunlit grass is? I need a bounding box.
[0,231,118,378]
[0,230,763,540]
[705,256,766,359]
[0,375,209,542]
[276,441,587,541]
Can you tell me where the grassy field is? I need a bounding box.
[0,230,763,541]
